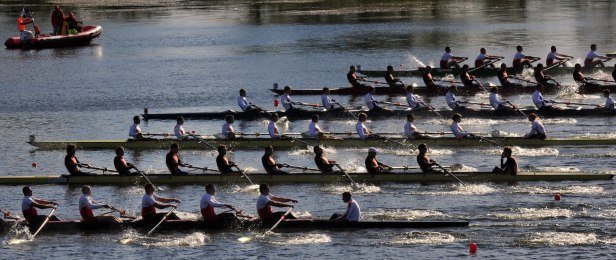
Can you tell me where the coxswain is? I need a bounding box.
[385,65,404,87]
[141,183,181,221]
[114,146,139,176]
[222,115,238,140]
[201,184,237,226]
[524,113,546,140]
[356,113,377,140]
[321,87,338,110]
[330,192,361,222]
[17,9,34,45]
[497,63,513,88]
[174,116,194,140]
[21,186,60,225]
[417,143,438,173]
[129,115,145,139]
[422,66,439,88]
[451,113,474,139]
[51,5,64,35]
[308,114,325,139]
[314,146,337,174]
[440,46,466,69]
[79,185,122,223]
[459,64,476,88]
[262,146,289,175]
[534,63,555,87]
[596,89,615,110]
[237,88,261,112]
[475,48,502,68]
[268,113,284,139]
[532,84,555,112]
[404,114,431,139]
[491,147,518,175]
[257,184,297,223]
[489,87,508,110]
[65,144,90,176]
[572,63,588,84]
[365,147,391,175]
[166,143,189,175]
[446,86,466,111]
[405,85,425,110]
[584,44,611,68]
[347,65,369,88]
[216,145,238,175]
[364,86,390,112]
[546,46,573,67]
[512,45,539,68]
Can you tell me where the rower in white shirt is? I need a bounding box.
[222,115,238,140]
[79,185,122,223]
[532,85,554,111]
[596,89,615,110]
[237,89,262,112]
[512,45,539,68]
[356,113,376,140]
[545,46,573,67]
[451,113,474,139]
[129,116,143,139]
[404,114,430,139]
[268,113,284,139]
[280,86,299,111]
[474,47,502,68]
[440,46,466,69]
[405,85,426,110]
[584,44,611,68]
[446,86,465,111]
[331,192,360,222]
[200,184,237,226]
[321,87,338,110]
[174,116,195,140]
[308,114,324,139]
[489,87,508,110]
[524,113,546,140]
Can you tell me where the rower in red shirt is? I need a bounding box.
[79,185,122,223]
[21,186,59,225]
[256,184,297,224]
[141,183,181,222]
[200,184,238,227]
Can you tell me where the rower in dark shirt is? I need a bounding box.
[314,146,336,174]
[416,143,438,173]
[65,144,88,176]
[422,66,438,88]
[497,64,512,87]
[166,143,189,175]
[113,146,138,176]
[534,63,554,87]
[347,65,369,88]
[572,63,587,84]
[492,146,518,175]
[364,147,390,175]
[262,146,288,175]
[385,65,404,87]
[216,145,238,175]
[459,64,476,87]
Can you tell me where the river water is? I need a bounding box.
[1,0,616,259]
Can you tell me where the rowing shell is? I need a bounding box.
[357,66,616,78]
[0,172,612,185]
[26,136,616,150]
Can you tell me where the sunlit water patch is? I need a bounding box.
[363,208,447,221]
[405,184,497,196]
[516,232,597,246]
[492,208,575,220]
[510,185,605,195]
[384,231,456,245]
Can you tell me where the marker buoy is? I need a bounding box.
[469,243,477,253]
[31,162,37,168]
[554,194,561,201]
[274,99,279,107]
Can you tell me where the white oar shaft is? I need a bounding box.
[267,207,294,233]
[31,208,56,239]
[235,166,254,185]
[335,164,357,188]
[147,206,177,236]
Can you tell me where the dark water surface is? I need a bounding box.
[1,1,616,259]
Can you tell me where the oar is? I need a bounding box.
[511,76,537,84]
[283,164,320,172]
[469,58,502,72]
[472,79,489,94]
[434,163,466,186]
[544,57,573,72]
[185,165,220,174]
[234,165,255,186]
[102,207,136,219]
[133,167,163,191]
[379,101,413,108]
[587,78,616,83]
[289,136,317,147]
[0,208,19,220]
[549,100,599,107]
[334,164,358,189]
[472,134,503,147]
[333,101,359,120]
[360,79,389,86]
[81,164,118,174]
[147,204,178,236]
[296,102,324,108]
[30,208,56,240]
[265,207,294,234]
[419,101,445,119]
[506,101,528,117]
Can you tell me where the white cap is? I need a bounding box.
[368,147,377,153]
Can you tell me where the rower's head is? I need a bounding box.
[264,145,274,156]
[480,48,486,54]
[551,46,557,52]
[323,87,330,94]
[55,5,61,11]
[445,46,451,53]
[516,45,523,52]
[133,115,140,124]
[206,184,216,195]
[367,147,377,157]
[271,113,279,122]
[604,89,610,97]
[81,185,92,195]
[226,115,234,124]
[284,86,291,94]
[170,143,179,153]
[502,146,513,158]
[313,146,323,155]
[404,84,414,93]
[418,143,428,153]
[22,186,33,196]
[239,88,246,97]
[387,65,393,72]
[490,86,498,93]
[500,63,507,70]
[115,146,125,156]
[145,183,155,195]
[342,192,352,203]
[350,65,356,72]
[176,116,184,125]
[527,113,537,122]
[407,114,415,122]
[367,86,375,94]
[574,63,581,71]
[462,64,469,71]
[536,63,544,70]
[66,144,76,155]
[425,66,432,72]
[358,112,367,122]
[591,44,597,51]
[311,114,319,122]
[259,183,270,195]
[217,145,227,155]
[452,113,462,123]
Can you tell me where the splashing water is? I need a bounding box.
[541,118,577,125]
[229,184,260,193]
[492,207,575,220]
[511,185,604,195]
[269,233,332,245]
[3,223,33,245]
[118,230,209,247]
[320,183,381,194]
[363,208,447,221]
[517,232,597,246]
[386,231,456,245]
[406,184,497,196]
[527,166,580,172]
[404,54,426,68]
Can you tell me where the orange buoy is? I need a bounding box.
[31,162,37,168]
[554,194,561,201]
[469,243,477,253]
[274,99,279,107]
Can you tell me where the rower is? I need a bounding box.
[584,44,611,68]
[596,89,615,110]
[459,64,476,88]
[451,113,474,139]
[532,84,555,112]
[280,86,304,113]
[330,192,361,222]
[129,116,145,139]
[321,87,338,110]
[364,86,389,112]
[475,48,502,68]
[534,63,555,87]
[166,143,189,175]
[422,66,439,88]
[385,65,404,87]
[497,63,513,88]
[114,146,138,176]
[572,63,588,84]
[65,144,90,176]
[446,86,466,111]
[347,65,369,88]
[417,143,438,173]
[489,87,508,110]
[405,85,426,110]
[222,115,237,140]
[314,146,337,174]
[174,116,194,140]
[491,146,518,175]
[268,113,284,139]
[524,113,546,140]
[512,45,539,68]
[216,145,238,175]
[262,145,289,175]
[405,114,430,140]
[440,46,466,69]
[546,46,573,67]
[238,88,261,112]
[308,114,325,139]
[141,183,181,221]
[201,184,237,227]
[22,186,60,226]
[356,113,378,140]
[365,147,391,175]
[257,183,297,224]
[79,185,122,223]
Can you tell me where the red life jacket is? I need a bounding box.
[22,207,38,222]
[258,205,273,220]
[201,205,217,223]
[141,205,156,218]
[80,206,97,222]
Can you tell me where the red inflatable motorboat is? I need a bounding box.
[4,25,103,49]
